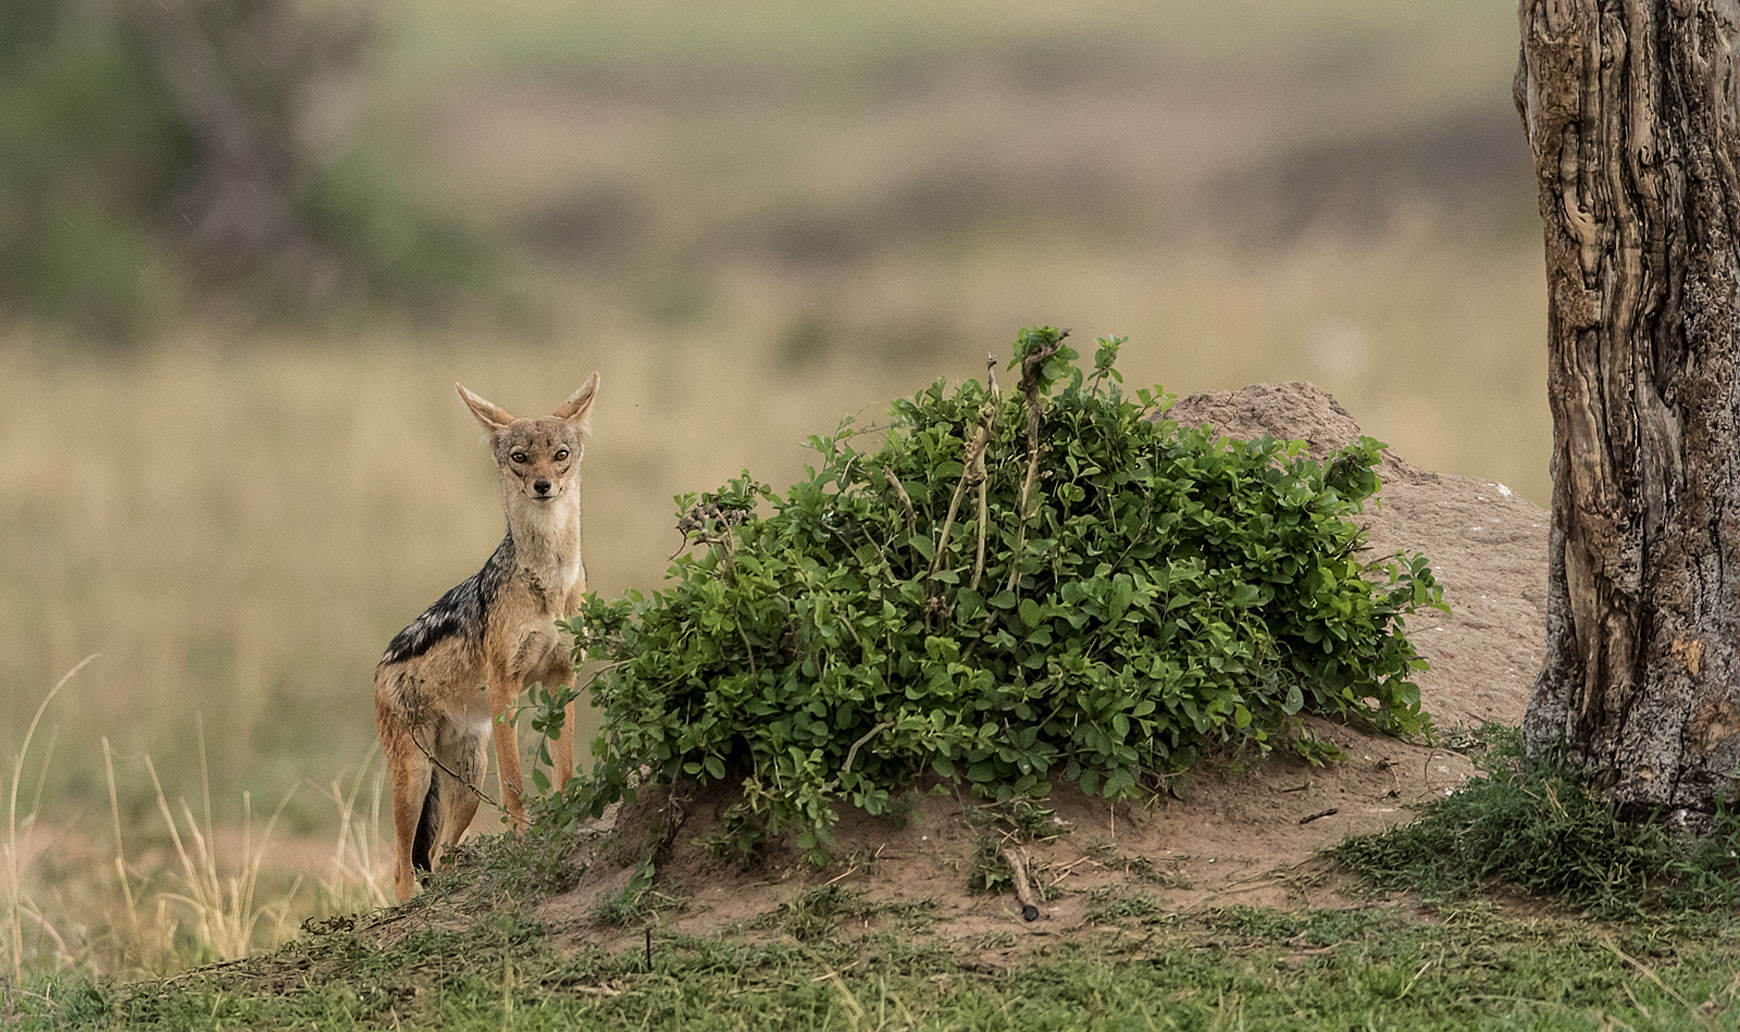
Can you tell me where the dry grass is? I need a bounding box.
[4,672,396,978]
[314,749,393,916]
[4,656,99,983]
[135,737,298,967]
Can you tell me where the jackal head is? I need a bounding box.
[455,374,600,505]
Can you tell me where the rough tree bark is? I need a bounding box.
[1517,0,1740,815]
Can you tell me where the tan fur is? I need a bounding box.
[374,373,599,901]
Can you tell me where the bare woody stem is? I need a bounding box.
[1004,332,1064,594]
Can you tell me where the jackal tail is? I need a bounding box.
[411,773,441,872]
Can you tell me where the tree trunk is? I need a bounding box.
[1517,0,1740,815]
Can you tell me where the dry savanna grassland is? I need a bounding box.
[0,0,1588,1013]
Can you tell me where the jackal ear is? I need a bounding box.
[552,371,601,434]
[455,383,515,432]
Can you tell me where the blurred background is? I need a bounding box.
[1,0,1545,973]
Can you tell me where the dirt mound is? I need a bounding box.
[537,381,1549,952]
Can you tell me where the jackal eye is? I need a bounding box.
[554,448,569,461]
[511,451,528,464]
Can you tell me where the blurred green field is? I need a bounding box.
[1,0,1546,976]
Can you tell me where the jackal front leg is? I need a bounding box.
[551,683,578,792]
[487,668,529,827]
[539,648,582,793]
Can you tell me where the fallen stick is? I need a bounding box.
[1003,847,1041,922]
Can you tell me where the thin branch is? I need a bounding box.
[884,468,917,540]
[842,722,894,774]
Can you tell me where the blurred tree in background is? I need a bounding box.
[0,0,484,340]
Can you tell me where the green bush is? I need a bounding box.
[558,328,1444,860]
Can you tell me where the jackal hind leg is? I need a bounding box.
[433,727,490,865]
[382,725,434,903]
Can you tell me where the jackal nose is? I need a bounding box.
[533,478,552,496]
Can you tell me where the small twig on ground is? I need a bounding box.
[1298,808,1339,825]
[1182,858,1324,912]
[1002,847,1041,922]
[1046,856,1095,889]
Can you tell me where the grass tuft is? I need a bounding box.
[588,862,682,927]
[135,729,300,968]
[444,806,590,906]
[752,884,932,942]
[1083,884,1166,924]
[3,655,99,982]
[7,670,392,980]
[1332,726,1740,918]
[314,754,393,916]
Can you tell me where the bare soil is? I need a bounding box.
[530,382,1548,953]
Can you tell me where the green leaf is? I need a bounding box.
[1107,574,1134,624]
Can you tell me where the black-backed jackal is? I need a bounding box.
[374,375,599,901]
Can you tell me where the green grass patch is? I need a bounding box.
[748,884,933,942]
[21,904,1740,1030]
[433,808,592,905]
[588,862,687,928]
[1333,727,1740,919]
[1083,884,1166,924]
